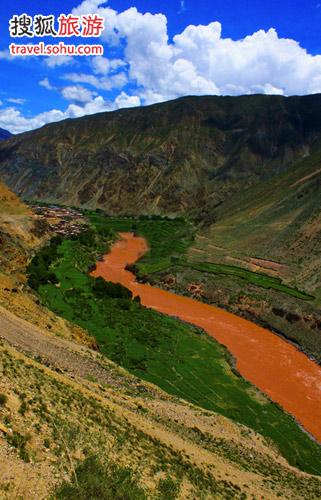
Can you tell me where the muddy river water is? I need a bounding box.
[92,232,321,443]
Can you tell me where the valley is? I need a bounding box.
[3,197,321,498]
[1,93,321,498]
[25,211,321,478]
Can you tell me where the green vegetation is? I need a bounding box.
[27,235,61,289]
[157,476,180,500]
[7,431,30,462]
[179,261,314,300]
[87,213,195,276]
[0,394,7,406]
[54,456,147,500]
[88,213,313,300]
[5,345,319,499]
[26,214,321,476]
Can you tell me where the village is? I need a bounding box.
[29,203,88,237]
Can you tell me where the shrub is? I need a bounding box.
[54,456,146,499]
[78,229,96,247]
[157,476,180,499]
[7,431,30,462]
[0,394,7,406]
[92,277,132,300]
[27,236,61,289]
[44,438,51,449]
[19,400,28,416]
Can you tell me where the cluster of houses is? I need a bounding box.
[30,204,87,237]
[161,274,204,297]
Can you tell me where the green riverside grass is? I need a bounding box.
[27,214,321,476]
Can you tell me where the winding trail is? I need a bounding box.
[92,232,321,443]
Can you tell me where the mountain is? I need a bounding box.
[2,94,321,285]
[0,128,12,141]
[1,94,321,304]
[1,94,321,216]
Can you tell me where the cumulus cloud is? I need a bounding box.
[0,92,139,134]
[0,107,67,135]
[61,85,97,103]
[91,56,126,75]
[72,1,321,100]
[63,71,127,90]
[3,1,321,133]
[0,102,102,134]
[114,91,141,108]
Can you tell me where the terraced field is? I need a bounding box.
[179,261,314,300]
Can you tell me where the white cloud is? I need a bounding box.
[0,107,66,135]
[63,71,127,90]
[45,55,75,68]
[114,92,141,108]
[179,0,186,13]
[66,96,111,118]
[61,85,97,103]
[0,91,140,134]
[0,50,12,61]
[7,98,26,105]
[3,2,321,133]
[39,78,56,90]
[91,56,126,75]
[72,1,119,45]
[72,1,321,100]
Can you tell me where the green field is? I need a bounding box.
[27,216,321,476]
[88,213,313,300]
[179,261,314,300]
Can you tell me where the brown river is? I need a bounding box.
[92,232,321,443]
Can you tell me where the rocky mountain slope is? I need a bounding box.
[0,181,95,346]
[1,94,321,216]
[1,94,321,312]
[2,94,321,351]
[0,180,40,273]
[2,309,321,499]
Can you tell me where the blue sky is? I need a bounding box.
[1,0,321,133]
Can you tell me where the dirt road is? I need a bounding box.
[0,306,118,387]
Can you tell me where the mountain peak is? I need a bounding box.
[0,127,12,141]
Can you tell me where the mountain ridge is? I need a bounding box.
[1,94,321,214]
